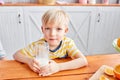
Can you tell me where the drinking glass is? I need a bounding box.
[34,42,49,67]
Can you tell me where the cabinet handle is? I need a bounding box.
[18,14,21,24]
[97,13,100,22]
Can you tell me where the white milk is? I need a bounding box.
[34,42,49,67]
[36,58,49,67]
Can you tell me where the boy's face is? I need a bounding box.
[42,23,68,47]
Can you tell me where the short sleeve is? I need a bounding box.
[20,39,45,58]
[67,39,80,57]
[20,42,37,58]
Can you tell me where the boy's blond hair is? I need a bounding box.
[42,9,70,27]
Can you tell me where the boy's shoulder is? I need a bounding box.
[63,36,74,42]
[32,38,45,45]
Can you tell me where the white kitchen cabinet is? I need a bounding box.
[88,7,120,55]
[61,6,97,55]
[0,7,25,59]
[0,6,120,59]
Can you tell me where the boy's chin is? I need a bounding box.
[49,42,59,46]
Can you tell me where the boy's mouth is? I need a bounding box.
[49,39,56,41]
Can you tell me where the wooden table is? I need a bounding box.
[0,54,120,80]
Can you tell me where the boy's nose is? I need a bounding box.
[50,30,56,36]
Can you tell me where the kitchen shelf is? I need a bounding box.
[0,3,120,6]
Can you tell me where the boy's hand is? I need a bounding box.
[39,60,60,76]
[27,58,41,73]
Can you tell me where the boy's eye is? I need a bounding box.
[57,28,62,30]
[45,28,50,30]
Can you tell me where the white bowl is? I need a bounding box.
[112,38,120,52]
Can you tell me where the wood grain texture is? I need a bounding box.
[0,54,120,80]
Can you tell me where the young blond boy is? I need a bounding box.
[13,9,88,76]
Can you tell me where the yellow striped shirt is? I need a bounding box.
[20,36,80,59]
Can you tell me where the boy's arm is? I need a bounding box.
[13,50,41,73]
[0,57,6,60]
[39,52,88,76]
[13,50,31,64]
[58,39,88,71]
[58,52,88,71]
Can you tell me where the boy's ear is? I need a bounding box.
[65,27,68,33]
[41,26,44,33]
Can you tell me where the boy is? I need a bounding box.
[0,40,6,60]
[13,9,88,76]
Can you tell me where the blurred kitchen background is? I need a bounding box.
[0,0,120,59]
[3,0,120,4]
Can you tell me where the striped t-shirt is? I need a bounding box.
[20,36,80,59]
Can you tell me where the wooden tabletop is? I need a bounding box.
[0,53,120,80]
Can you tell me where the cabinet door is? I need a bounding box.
[62,6,96,55]
[23,6,61,45]
[89,7,120,55]
[0,7,25,59]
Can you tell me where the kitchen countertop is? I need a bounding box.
[0,3,120,6]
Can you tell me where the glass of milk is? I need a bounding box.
[34,42,49,67]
